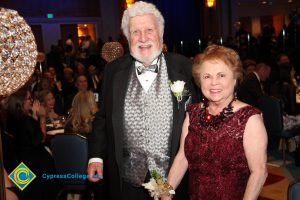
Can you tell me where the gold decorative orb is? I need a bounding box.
[101,42,124,63]
[0,8,37,96]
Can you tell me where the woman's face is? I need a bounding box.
[44,92,55,110]
[23,92,33,114]
[199,60,236,104]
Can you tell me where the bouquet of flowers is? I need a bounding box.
[142,170,175,200]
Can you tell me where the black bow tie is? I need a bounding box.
[136,64,158,75]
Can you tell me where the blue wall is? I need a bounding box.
[146,0,203,56]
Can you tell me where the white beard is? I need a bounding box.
[131,48,162,65]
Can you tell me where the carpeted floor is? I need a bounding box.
[258,149,300,200]
[268,149,300,180]
[264,173,285,186]
[259,164,290,200]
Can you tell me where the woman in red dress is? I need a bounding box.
[163,45,268,200]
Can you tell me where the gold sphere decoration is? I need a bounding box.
[0,8,37,96]
[101,42,124,63]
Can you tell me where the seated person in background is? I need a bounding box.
[63,74,90,115]
[25,72,39,94]
[237,62,271,107]
[270,63,300,130]
[61,67,77,113]
[75,62,87,77]
[266,53,297,94]
[38,89,62,124]
[47,66,63,92]
[35,77,64,116]
[64,91,99,136]
[75,74,89,92]
[34,76,52,98]
[6,89,60,200]
[87,65,102,94]
[242,58,256,76]
[41,73,61,96]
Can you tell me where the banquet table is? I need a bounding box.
[46,121,65,136]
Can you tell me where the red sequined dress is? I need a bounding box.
[185,103,261,200]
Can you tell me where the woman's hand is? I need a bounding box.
[56,81,62,92]
[31,100,41,120]
[38,105,46,119]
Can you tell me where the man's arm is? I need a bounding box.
[87,111,107,182]
[87,61,111,182]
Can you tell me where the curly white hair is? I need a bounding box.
[121,1,164,42]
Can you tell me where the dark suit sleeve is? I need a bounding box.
[88,111,107,159]
[247,78,264,98]
[87,65,110,160]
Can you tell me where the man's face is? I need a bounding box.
[278,55,290,65]
[76,76,88,91]
[129,14,162,66]
[48,67,56,76]
[261,67,271,81]
[64,70,73,81]
[88,65,97,75]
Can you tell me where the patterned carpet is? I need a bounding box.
[259,164,290,200]
[264,173,285,186]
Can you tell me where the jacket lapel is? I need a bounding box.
[112,57,134,166]
[164,53,188,160]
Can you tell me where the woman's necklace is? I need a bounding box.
[199,97,236,129]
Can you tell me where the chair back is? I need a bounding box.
[288,180,300,200]
[258,95,284,134]
[51,134,88,185]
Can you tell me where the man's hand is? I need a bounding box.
[87,162,103,182]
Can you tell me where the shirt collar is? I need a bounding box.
[135,56,159,68]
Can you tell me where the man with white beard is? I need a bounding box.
[87,2,199,199]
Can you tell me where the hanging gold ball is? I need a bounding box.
[0,8,37,97]
[101,42,124,63]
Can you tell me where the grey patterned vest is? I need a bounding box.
[122,56,173,186]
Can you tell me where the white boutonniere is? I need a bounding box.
[142,170,175,200]
[169,80,190,109]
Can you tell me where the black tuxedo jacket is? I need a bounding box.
[88,53,199,199]
[237,72,263,107]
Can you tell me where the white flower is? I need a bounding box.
[142,178,157,191]
[170,80,185,96]
[142,170,175,200]
[169,80,190,109]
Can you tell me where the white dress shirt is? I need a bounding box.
[135,57,159,92]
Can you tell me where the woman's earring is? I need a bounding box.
[234,87,237,100]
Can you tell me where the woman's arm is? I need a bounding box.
[243,114,268,200]
[161,113,190,200]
